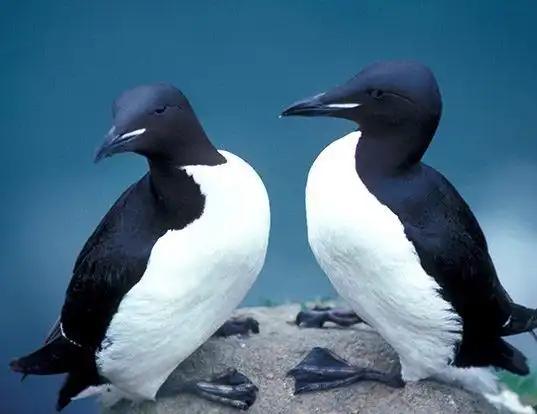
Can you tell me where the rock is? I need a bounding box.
[100,304,499,414]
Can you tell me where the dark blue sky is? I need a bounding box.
[1,1,536,413]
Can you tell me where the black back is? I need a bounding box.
[61,167,205,349]
[344,62,527,372]
[355,154,513,349]
[28,166,209,409]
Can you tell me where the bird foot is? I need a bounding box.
[213,317,260,338]
[182,368,258,410]
[287,347,404,394]
[295,305,366,328]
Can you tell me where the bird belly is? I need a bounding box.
[305,133,462,381]
[96,152,270,400]
[97,250,262,400]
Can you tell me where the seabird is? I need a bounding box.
[280,60,537,410]
[10,83,271,411]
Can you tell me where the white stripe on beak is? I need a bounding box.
[325,103,362,109]
[120,128,146,140]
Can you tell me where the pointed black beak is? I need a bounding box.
[93,127,146,163]
[280,92,362,118]
[280,93,328,117]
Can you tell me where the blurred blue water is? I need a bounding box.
[1,1,536,413]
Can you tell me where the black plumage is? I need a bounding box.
[281,60,537,393]
[11,169,207,410]
[357,158,528,374]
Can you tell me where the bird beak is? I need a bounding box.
[280,92,361,118]
[93,127,146,163]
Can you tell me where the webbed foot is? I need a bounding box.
[287,347,404,394]
[295,305,366,328]
[182,368,258,410]
[213,317,260,338]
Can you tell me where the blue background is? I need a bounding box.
[1,1,536,413]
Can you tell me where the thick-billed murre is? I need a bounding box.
[10,83,271,411]
[280,60,537,410]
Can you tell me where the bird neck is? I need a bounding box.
[147,161,205,213]
[149,119,227,167]
[354,121,434,180]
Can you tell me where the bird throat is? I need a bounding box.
[354,123,432,182]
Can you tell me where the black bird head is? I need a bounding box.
[281,60,442,137]
[95,83,223,166]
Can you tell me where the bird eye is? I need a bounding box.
[154,107,166,114]
[370,89,384,99]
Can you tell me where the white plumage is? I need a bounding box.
[92,150,270,403]
[304,131,536,413]
[306,130,462,381]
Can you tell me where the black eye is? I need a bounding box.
[370,89,384,99]
[154,107,166,114]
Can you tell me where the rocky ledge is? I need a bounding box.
[100,304,508,414]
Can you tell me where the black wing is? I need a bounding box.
[373,163,512,335]
[41,166,205,351]
[56,174,169,349]
[56,167,206,350]
[19,315,63,381]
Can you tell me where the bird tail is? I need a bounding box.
[501,303,537,343]
[56,363,103,411]
[491,338,529,376]
[10,336,102,411]
[9,336,82,376]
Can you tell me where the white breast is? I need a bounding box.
[95,150,270,401]
[305,131,461,382]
